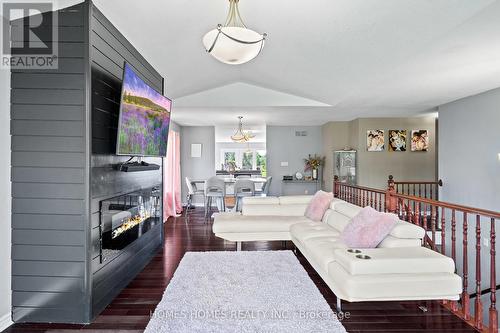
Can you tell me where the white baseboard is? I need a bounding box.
[0,312,12,331]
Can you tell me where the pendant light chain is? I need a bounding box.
[224,0,246,28]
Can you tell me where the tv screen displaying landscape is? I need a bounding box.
[116,63,171,156]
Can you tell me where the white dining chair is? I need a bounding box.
[234,179,255,212]
[204,176,226,217]
[184,177,205,218]
[255,176,272,197]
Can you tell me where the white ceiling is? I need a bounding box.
[92,0,500,126]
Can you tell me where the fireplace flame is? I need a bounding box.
[112,213,151,239]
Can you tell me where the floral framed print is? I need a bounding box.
[388,130,407,152]
[367,130,385,152]
[411,130,429,151]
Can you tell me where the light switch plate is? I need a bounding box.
[280,161,288,167]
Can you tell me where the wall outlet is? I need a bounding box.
[483,237,490,247]
[280,161,288,167]
[304,190,309,194]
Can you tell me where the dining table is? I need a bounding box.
[190,177,267,193]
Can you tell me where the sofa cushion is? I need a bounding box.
[290,222,340,245]
[329,198,345,210]
[390,221,425,239]
[213,214,310,233]
[340,207,398,248]
[279,195,313,205]
[322,210,352,232]
[242,204,308,216]
[334,202,364,218]
[303,236,346,271]
[242,196,280,205]
[304,191,333,222]
[332,247,456,275]
[377,235,422,248]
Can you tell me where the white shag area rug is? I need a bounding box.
[145,251,347,333]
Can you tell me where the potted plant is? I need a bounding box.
[304,154,324,180]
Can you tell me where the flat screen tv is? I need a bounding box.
[116,63,171,157]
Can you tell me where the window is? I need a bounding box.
[242,151,253,170]
[256,151,267,177]
[221,149,266,173]
[224,152,236,166]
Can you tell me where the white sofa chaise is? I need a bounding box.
[213,196,312,247]
[212,195,462,310]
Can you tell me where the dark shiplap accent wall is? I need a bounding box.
[10,3,89,323]
[89,4,163,319]
[11,0,165,323]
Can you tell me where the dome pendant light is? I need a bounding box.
[203,0,267,65]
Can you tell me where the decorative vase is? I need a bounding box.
[312,168,318,180]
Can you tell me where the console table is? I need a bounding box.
[281,180,321,195]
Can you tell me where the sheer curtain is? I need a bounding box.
[163,130,182,219]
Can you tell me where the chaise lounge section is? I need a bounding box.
[213,196,313,246]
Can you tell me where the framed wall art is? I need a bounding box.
[388,130,407,152]
[411,130,429,151]
[366,130,385,152]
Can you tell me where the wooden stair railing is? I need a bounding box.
[390,174,443,200]
[333,175,500,333]
[333,176,386,212]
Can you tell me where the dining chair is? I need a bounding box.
[234,179,255,212]
[204,176,226,217]
[184,177,205,218]
[255,176,272,197]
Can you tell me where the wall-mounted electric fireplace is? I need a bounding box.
[99,186,161,262]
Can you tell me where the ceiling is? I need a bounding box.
[92,0,500,126]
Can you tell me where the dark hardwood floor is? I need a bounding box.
[4,208,477,332]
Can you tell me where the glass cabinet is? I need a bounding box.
[334,150,357,185]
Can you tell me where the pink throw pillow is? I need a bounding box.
[304,191,333,221]
[340,206,398,248]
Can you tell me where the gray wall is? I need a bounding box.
[439,88,500,212]
[0,63,12,330]
[10,3,90,323]
[438,88,500,322]
[180,126,215,205]
[322,117,437,190]
[266,126,323,196]
[321,121,352,192]
[9,2,165,323]
[354,117,437,189]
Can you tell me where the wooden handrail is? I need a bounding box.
[389,192,500,220]
[389,175,443,200]
[393,179,443,186]
[333,177,385,194]
[333,175,500,333]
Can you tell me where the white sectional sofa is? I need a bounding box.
[212,195,462,310]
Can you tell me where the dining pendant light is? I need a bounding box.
[230,116,255,143]
[202,0,267,65]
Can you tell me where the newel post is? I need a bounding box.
[333,175,339,198]
[386,175,397,213]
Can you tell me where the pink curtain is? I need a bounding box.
[163,130,182,219]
